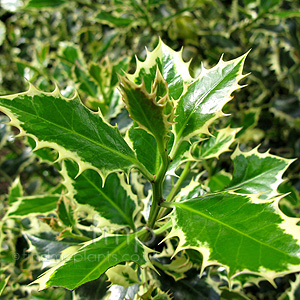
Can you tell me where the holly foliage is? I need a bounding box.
[1,1,300,300]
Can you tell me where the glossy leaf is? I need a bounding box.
[7,195,60,217]
[0,85,141,181]
[193,127,240,160]
[61,160,137,229]
[164,192,300,281]
[174,53,248,143]
[128,124,160,175]
[126,39,193,100]
[25,233,78,262]
[226,147,294,199]
[120,69,174,150]
[206,171,231,192]
[32,231,152,290]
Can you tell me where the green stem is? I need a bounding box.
[157,161,191,220]
[146,136,170,228]
[147,180,163,230]
[136,161,155,182]
[166,161,191,203]
[169,135,182,161]
[153,220,172,235]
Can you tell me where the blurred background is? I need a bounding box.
[0,0,300,299]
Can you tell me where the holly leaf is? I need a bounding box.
[25,233,78,262]
[31,232,153,290]
[126,39,193,100]
[0,84,142,181]
[61,160,138,230]
[106,264,141,287]
[226,147,294,199]
[163,192,300,282]
[193,127,240,160]
[120,69,175,151]
[8,177,23,204]
[56,196,76,228]
[174,53,248,143]
[7,195,60,217]
[128,123,161,175]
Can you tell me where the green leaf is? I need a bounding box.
[25,233,79,261]
[25,0,66,8]
[259,0,281,12]
[167,135,192,176]
[7,195,60,217]
[95,11,134,27]
[120,69,175,151]
[61,160,137,229]
[174,53,248,143]
[32,231,152,290]
[74,65,98,98]
[206,171,231,192]
[8,177,23,204]
[271,10,300,18]
[163,192,300,281]
[193,127,240,160]
[0,85,142,181]
[0,275,10,296]
[128,124,160,175]
[226,147,294,199]
[126,39,193,100]
[56,196,76,228]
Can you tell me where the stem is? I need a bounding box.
[157,161,191,220]
[169,135,183,161]
[153,220,172,235]
[147,180,163,230]
[166,161,191,203]
[136,161,154,182]
[146,135,170,229]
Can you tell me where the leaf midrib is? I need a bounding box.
[176,64,237,140]
[70,235,136,288]
[175,201,293,258]
[2,99,138,166]
[80,172,135,229]
[225,164,282,192]
[128,86,166,143]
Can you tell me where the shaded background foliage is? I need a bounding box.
[0,0,300,299]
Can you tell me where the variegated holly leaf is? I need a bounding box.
[0,84,144,181]
[173,53,248,144]
[8,177,23,204]
[163,192,300,281]
[56,196,76,228]
[32,231,153,290]
[126,39,193,100]
[193,127,240,160]
[106,264,141,287]
[206,171,232,192]
[25,233,79,262]
[128,124,160,175]
[6,195,60,217]
[226,147,294,199]
[119,69,175,151]
[61,160,138,230]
